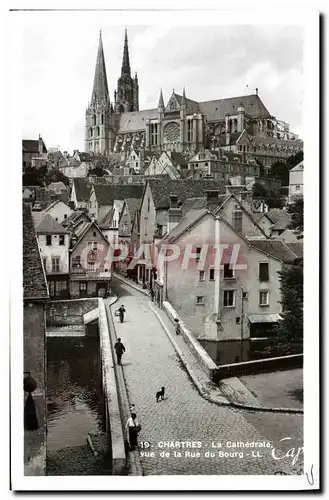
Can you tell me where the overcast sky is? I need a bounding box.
[18,20,304,152]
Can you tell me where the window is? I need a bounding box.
[42,258,47,272]
[296,185,301,191]
[170,101,175,110]
[88,242,92,249]
[196,247,201,262]
[259,290,269,306]
[55,218,58,221]
[209,268,215,281]
[223,263,234,279]
[93,242,98,250]
[151,123,158,146]
[59,235,65,246]
[236,316,241,324]
[46,235,52,246]
[97,126,100,137]
[147,197,150,212]
[92,115,96,126]
[93,231,96,237]
[90,127,93,138]
[196,296,204,305]
[242,291,248,299]
[79,282,87,291]
[187,120,193,142]
[259,262,269,282]
[52,257,60,272]
[64,214,67,219]
[101,114,104,125]
[199,270,205,281]
[233,210,243,233]
[223,290,235,307]
[105,235,108,240]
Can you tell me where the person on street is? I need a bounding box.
[149,289,155,302]
[114,338,126,365]
[174,318,181,335]
[125,412,141,451]
[118,305,126,323]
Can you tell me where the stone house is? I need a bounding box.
[43,199,73,224]
[117,198,141,275]
[156,208,300,342]
[70,178,92,209]
[22,136,48,170]
[288,161,303,204]
[69,221,111,298]
[32,213,70,298]
[125,149,141,172]
[23,203,49,475]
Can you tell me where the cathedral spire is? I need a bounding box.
[158,89,164,111]
[121,28,131,77]
[91,31,109,102]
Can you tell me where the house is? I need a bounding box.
[69,221,111,298]
[32,213,70,298]
[125,149,141,173]
[136,178,225,285]
[88,184,144,222]
[23,136,48,170]
[70,178,92,209]
[43,199,73,224]
[59,157,90,178]
[155,206,299,345]
[144,151,187,179]
[23,203,49,474]
[61,210,92,232]
[47,181,67,195]
[252,212,273,238]
[117,198,141,276]
[288,161,304,204]
[266,208,292,238]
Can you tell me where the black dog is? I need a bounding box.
[156,387,165,402]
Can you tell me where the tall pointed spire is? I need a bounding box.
[121,28,131,77]
[91,31,109,102]
[158,89,164,111]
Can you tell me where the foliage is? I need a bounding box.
[252,182,267,198]
[89,166,106,177]
[269,161,290,186]
[23,164,69,186]
[287,198,304,232]
[287,150,303,168]
[274,258,303,343]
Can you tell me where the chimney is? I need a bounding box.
[167,194,182,233]
[205,190,220,211]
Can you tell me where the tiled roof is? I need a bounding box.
[94,184,144,205]
[290,161,304,172]
[22,139,47,154]
[173,93,200,113]
[285,242,303,258]
[73,178,92,202]
[125,197,141,218]
[99,208,114,228]
[118,108,158,133]
[61,210,84,227]
[267,208,291,225]
[247,239,298,262]
[23,203,49,300]
[199,94,271,122]
[148,178,226,210]
[34,213,69,234]
[161,208,208,244]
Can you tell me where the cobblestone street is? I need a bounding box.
[109,278,303,476]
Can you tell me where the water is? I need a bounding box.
[199,338,302,366]
[46,336,110,475]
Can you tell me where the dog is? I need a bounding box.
[156,387,165,402]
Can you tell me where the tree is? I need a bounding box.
[269,161,290,186]
[287,198,303,232]
[45,168,70,186]
[89,166,106,177]
[252,182,267,198]
[287,150,303,168]
[275,258,303,343]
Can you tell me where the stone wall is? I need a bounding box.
[217,354,303,381]
[23,301,47,475]
[46,298,98,327]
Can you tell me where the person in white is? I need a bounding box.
[126,412,140,451]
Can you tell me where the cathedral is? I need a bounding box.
[85,31,302,165]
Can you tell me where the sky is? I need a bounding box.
[17,17,304,153]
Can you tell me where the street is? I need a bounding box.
[109,278,303,476]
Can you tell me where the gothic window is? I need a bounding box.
[97,126,100,137]
[92,115,96,126]
[151,123,158,146]
[170,101,175,111]
[101,114,104,125]
[90,128,93,138]
[187,120,193,142]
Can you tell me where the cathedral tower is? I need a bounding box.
[114,30,139,113]
[85,31,113,155]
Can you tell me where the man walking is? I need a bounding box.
[118,305,126,323]
[114,338,126,365]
